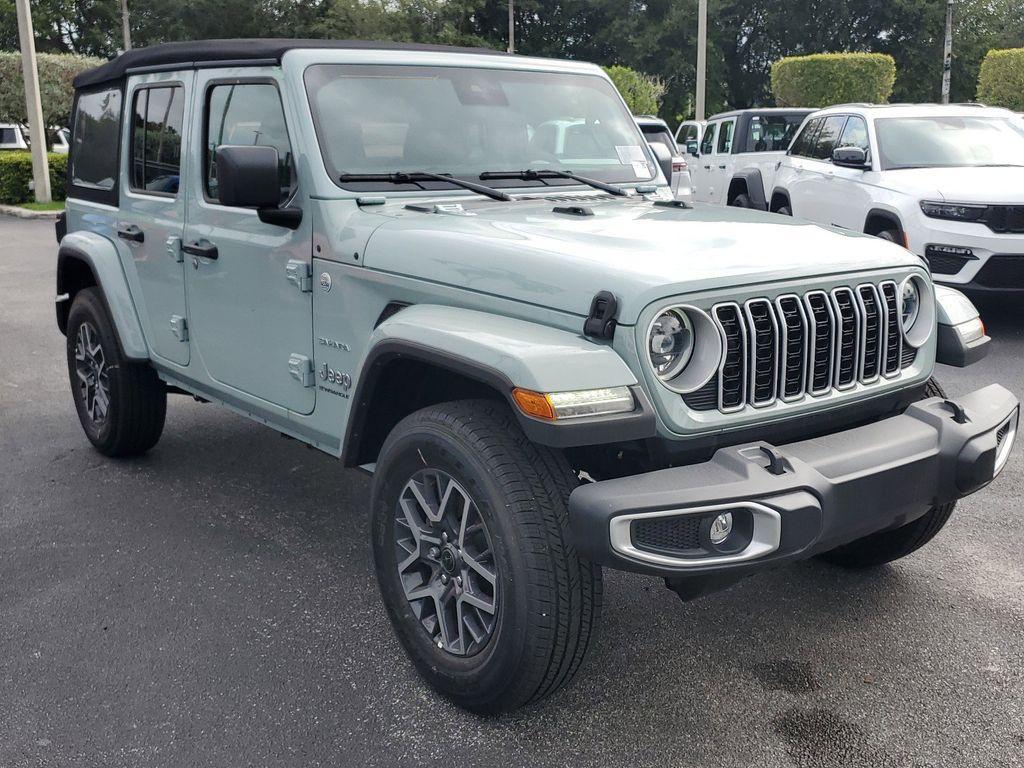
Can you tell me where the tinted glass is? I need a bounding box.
[206,83,294,203]
[811,115,848,160]
[679,124,699,143]
[640,125,678,154]
[717,120,735,153]
[837,116,869,152]
[700,122,717,155]
[0,127,17,145]
[71,88,122,190]
[747,114,804,152]
[789,117,821,157]
[304,64,656,189]
[875,116,1024,170]
[130,86,184,195]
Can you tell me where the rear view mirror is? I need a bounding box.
[649,142,674,183]
[214,145,281,208]
[833,146,869,169]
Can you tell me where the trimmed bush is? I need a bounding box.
[0,52,103,138]
[977,48,1024,111]
[771,53,896,108]
[603,65,666,115]
[0,151,67,204]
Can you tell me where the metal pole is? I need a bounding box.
[507,0,514,54]
[941,0,953,104]
[14,0,51,204]
[121,0,132,51]
[696,0,707,120]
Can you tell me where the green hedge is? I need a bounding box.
[0,151,67,204]
[771,53,896,108]
[977,48,1024,111]
[603,65,666,115]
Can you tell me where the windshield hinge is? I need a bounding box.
[583,291,618,340]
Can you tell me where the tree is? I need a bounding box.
[0,51,102,142]
[602,65,666,114]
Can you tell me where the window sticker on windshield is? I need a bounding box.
[616,145,646,165]
[632,161,651,178]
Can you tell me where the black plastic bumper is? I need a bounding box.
[568,385,1018,580]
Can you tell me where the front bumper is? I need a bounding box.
[909,218,1024,291]
[568,384,1018,580]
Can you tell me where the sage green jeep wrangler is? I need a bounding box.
[56,39,1017,713]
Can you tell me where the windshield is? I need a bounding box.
[875,115,1024,170]
[303,64,657,191]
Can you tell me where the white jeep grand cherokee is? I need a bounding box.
[770,104,1024,293]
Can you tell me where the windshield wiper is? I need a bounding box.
[479,169,628,197]
[338,171,512,202]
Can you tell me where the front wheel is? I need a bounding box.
[818,378,956,568]
[776,204,792,216]
[730,193,752,209]
[370,399,602,714]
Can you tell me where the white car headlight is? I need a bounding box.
[648,309,694,381]
[901,278,921,332]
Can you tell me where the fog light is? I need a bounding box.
[709,512,733,545]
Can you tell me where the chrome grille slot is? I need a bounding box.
[693,278,918,415]
[744,299,778,406]
[805,292,835,395]
[856,285,883,382]
[714,303,747,411]
[880,281,902,377]
[831,288,860,389]
[775,295,807,401]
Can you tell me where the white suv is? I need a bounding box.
[771,104,1024,292]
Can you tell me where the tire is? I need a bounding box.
[730,193,752,208]
[66,288,166,457]
[370,399,602,714]
[876,228,901,244]
[818,378,956,569]
[777,204,792,216]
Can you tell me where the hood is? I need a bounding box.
[878,166,1024,205]
[361,196,923,324]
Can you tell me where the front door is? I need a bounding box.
[708,117,736,204]
[117,73,192,366]
[183,72,315,415]
[693,121,718,202]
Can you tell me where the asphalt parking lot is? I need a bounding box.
[2,216,1023,768]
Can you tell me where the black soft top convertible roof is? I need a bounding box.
[73,38,509,90]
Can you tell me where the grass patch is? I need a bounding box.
[17,200,65,212]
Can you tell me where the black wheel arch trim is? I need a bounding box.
[769,187,791,213]
[730,169,768,210]
[341,339,658,466]
[864,208,905,237]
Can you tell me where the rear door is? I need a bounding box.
[707,117,737,204]
[182,71,315,414]
[116,73,192,366]
[692,121,718,201]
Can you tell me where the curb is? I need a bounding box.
[0,204,63,220]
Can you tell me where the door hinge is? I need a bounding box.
[169,315,188,342]
[166,235,183,263]
[285,260,313,293]
[287,354,315,387]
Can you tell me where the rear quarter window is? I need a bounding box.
[70,87,123,201]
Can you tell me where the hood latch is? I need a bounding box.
[584,291,618,340]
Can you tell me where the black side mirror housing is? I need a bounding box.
[649,142,674,183]
[214,145,302,229]
[833,146,869,169]
[686,141,699,157]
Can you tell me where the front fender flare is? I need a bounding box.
[58,232,148,360]
[343,305,657,460]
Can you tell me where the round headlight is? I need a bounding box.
[649,309,694,381]
[901,279,921,332]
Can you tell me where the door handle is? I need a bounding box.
[182,239,218,260]
[718,165,727,170]
[703,165,711,170]
[116,224,144,243]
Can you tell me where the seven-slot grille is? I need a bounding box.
[702,281,908,413]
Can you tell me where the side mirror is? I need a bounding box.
[215,145,303,229]
[833,146,869,169]
[649,142,674,183]
[686,141,699,157]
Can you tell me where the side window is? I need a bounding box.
[205,82,294,204]
[681,124,699,144]
[716,120,735,154]
[0,126,18,145]
[700,122,717,155]
[811,115,849,161]
[837,115,870,152]
[789,117,822,157]
[71,87,123,192]
[130,86,184,195]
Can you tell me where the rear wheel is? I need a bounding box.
[818,378,956,568]
[371,399,602,714]
[730,193,752,208]
[66,288,166,457]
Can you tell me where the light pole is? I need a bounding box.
[508,0,515,54]
[121,0,132,50]
[696,0,707,120]
[941,0,953,104]
[14,0,51,204]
